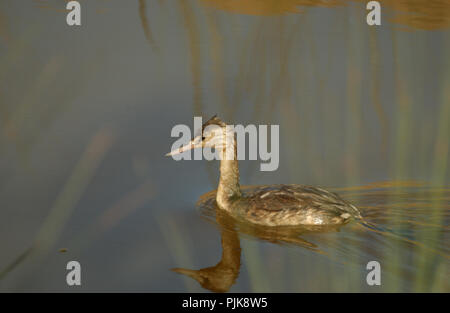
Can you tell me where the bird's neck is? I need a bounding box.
[216,131,241,211]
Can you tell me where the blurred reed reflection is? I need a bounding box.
[171,0,449,189]
[200,0,342,16]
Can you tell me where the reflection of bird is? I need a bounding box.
[172,210,241,293]
[167,116,361,226]
[172,205,343,292]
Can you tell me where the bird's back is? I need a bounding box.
[230,184,361,226]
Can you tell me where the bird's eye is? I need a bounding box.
[202,136,205,140]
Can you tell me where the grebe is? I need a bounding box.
[167,116,362,226]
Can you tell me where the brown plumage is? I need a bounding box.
[167,116,362,226]
[231,184,361,226]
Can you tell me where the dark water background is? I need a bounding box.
[0,0,448,291]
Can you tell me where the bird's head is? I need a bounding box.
[166,115,232,157]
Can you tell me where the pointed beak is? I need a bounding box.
[171,268,204,284]
[165,143,194,157]
[166,137,202,157]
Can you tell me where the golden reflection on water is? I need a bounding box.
[200,0,342,16]
[200,0,450,30]
[0,10,9,43]
[139,0,158,51]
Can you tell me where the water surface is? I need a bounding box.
[0,0,448,292]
